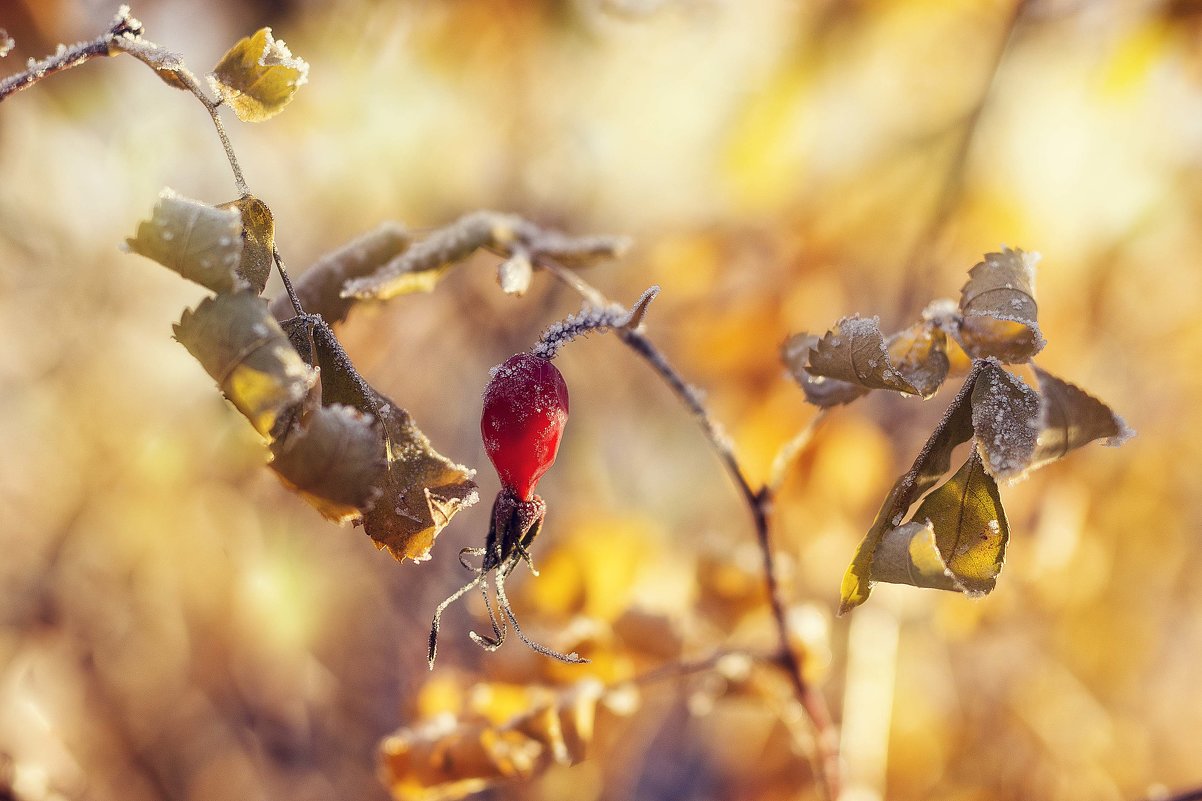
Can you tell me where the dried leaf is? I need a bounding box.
[886,320,950,398]
[1031,366,1133,469]
[343,212,512,300]
[379,680,628,801]
[912,447,1009,596]
[269,223,410,324]
[781,333,868,408]
[958,247,1046,363]
[125,189,244,293]
[838,362,982,614]
[282,319,477,559]
[362,401,479,563]
[270,400,386,522]
[807,315,922,396]
[871,521,961,592]
[209,28,308,122]
[174,291,315,436]
[497,251,533,296]
[218,195,275,294]
[971,359,1041,482]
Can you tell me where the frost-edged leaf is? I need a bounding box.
[342,211,510,300]
[958,248,1046,363]
[781,333,867,408]
[281,318,477,559]
[1031,366,1133,469]
[838,362,982,614]
[125,189,244,292]
[808,315,922,396]
[362,400,479,563]
[886,320,950,398]
[871,521,961,591]
[218,195,275,294]
[269,223,410,324]
[971,359,1041,482]
[174,291,315,436]
[270,401,386,522]
[209,27,308,122]
[498,251,533,296]
[912,448,1009,596]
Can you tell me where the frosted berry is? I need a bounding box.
[481,352,569,501]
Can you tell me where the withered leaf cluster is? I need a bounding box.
[783,249,1132,613]
[126,190,477,562]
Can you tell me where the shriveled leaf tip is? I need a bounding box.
[958,247,1046,363]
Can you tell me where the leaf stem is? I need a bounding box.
[273,246,306,317]
[536,255,840,801]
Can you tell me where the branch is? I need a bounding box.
[0,7,140,101]
[535,255,840,800]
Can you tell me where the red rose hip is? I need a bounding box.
[481,352,569,501]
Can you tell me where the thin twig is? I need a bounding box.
[273,246,306,317]
[0,8,141,102]
[536,255,840,801]
[768,411,827,496]
[896,0,1030,317]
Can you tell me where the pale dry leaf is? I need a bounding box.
[209,27,309,122]
[270,401,386,522]
[808,315,922,396]
[1031,366,1133,469]
[125,189,244,292]
[781,333,868,408]
[269,222,410,323]
[958,247,1046,363]
[971,359,1042,482]
[174,290,315,436]
[871,521,962,592]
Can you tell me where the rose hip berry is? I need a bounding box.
[481,352,569,501]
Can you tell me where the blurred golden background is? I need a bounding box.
[1,1,1200,800]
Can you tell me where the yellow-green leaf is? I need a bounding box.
[125,189,244,293]
[174,290,315,436]
[838,362,982,614]
[958,247,1046,363]
[912,447,1009,596]
[218,195,275,294]
[971,359,1041,482]
[807,315,922,396]
[209,28,308,122]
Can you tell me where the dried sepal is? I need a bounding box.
[217,195,275,294]
[1031,366,1133,469]
[209,27,308,122]
[0,30,14,58]
[958,247,1046,363]
[531,286,660,360]
[971,359,1041,482]
[174,290,315,437]
[497,250,534,296]
[269,223,410,324]
[781,333,868,408]
[378,680,635,801]
[125,189,244,293]
[838,362,982,614]
[807,315,922,396]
